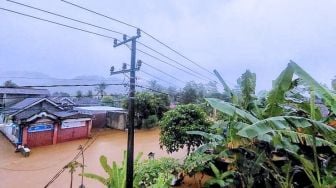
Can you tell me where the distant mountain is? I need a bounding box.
[0,71,126,95]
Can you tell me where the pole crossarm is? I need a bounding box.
[111,28,141,188]
[114,29,140,47]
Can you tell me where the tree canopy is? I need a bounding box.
[3,80,18,87]
[159,104,211,154]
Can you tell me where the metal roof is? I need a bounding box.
[0,87,49,95]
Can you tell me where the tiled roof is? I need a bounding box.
[9,97,43,110]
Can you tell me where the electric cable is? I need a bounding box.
[60,0,216,77]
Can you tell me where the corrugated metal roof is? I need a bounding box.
[0,87,49,95]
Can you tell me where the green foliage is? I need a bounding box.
[123,92,169,128]
[183,152,214,176]
[237,116,336,152]
[134,157,181,187]
[201,62,336,188]
[83,151,143,188]
[237,70,257,110]
[3,80,18,87]
[101,96,114,106]
[178,81,206,104]
[288,61,336,115]
[143,115,159,129]
[159,104,212,154]
[264,65,295,116]
[204,162,235,188]
[148,80,164,92]
[148,173,173,188]
[95,82,107,99]
[86,90,93,98]
[264,61,336,117]
[206,98,259,124]
[76,90,83,98]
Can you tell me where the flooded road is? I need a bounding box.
[0,128,193,188]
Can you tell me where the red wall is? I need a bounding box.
[23,120,90,147]
[27,130,54,147]
[57,124,88,143]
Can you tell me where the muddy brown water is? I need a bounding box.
[0,128,205,188]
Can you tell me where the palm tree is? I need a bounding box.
[65,161,82,188]
[95,82,107,99]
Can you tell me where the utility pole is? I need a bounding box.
[111,29,141,188]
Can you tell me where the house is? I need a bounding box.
[0,96,92,148]
[49,96,75,110]
[0,87,49,108]
[74,106,126,129]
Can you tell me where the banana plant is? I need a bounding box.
[204,162,235,188]
[83,151,143,188]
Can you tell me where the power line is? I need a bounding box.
[6,0,124,36]
[122,43,203,81]
[0,76,121,82]
[44,136,97,188]
[0,7,205,82]
[137,48,205,80]
[60,0,138,29]
[139,70,176,86]
[0,83,126,88]
[137,41,215,82]
[7,0,213,81]
[135,84,169,95]
[60,0,216,77]
[122,61,185,85]
[141,61,186,84]
[0,7,117,40]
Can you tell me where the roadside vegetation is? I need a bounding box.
[81,61,336,187]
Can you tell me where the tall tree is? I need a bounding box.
[95,82,107,99]
[76,90,83,98]
[148,80,164,92]
[86,90,93,98]
[237,70,257,110]
[166,86,178,103]
[179,81,205,104]
[3,80,18,87]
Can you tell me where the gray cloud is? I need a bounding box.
[1,0,335,91]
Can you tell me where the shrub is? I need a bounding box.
[143,115,159,129]
[159,104,212,154]
[134,157,182,187]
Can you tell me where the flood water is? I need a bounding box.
[0,128,202,188]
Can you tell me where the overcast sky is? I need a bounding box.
[1,0,336,91]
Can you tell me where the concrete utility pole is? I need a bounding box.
[111,29,141,188]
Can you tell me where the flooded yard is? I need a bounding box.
[0,128,191,188]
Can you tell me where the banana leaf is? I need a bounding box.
[289,61,336,115]
[263,65,294,117]
[206,98,259,123]
[237,116,336,151]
